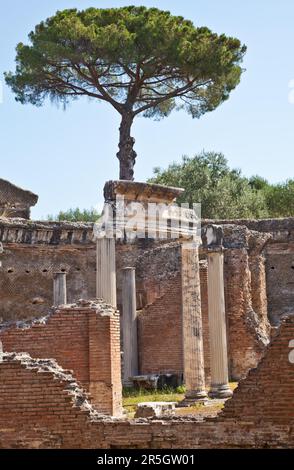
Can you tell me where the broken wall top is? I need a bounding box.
[0,178,38,219]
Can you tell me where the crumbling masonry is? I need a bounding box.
[0,180,294,447]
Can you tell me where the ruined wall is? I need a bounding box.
[265,242,294,325]
[0,354,103,449]
[135,225,270,382]
[133,242,183,377]
[0,301,122,416]
[138,273,183,376]
[220,315,294,425]
[0,219,271,382]
[138,253,210,385]
[1,316,294,449]
[0,178,38,219]
[116,239,180,309]
[224,248,267,379]
[2,217,294,327]
[204,217,294,325]
[0,220,96,322]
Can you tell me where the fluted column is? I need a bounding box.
[96,237,117,307]
[181,242,207,404]
[207,250,232,398]
[53,272,67,306]
[0,241,3,267]
[122,267,138,386]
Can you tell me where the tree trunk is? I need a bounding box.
[116,112,137,180]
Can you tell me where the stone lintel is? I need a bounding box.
[104,180,184,204]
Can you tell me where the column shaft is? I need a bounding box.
[181,242,207,402]
[122,267,138,385]
[53,272,67,306]
[207,251,232,398]
[96,238,117,307]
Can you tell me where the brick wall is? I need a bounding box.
[265,242,294,325]
[0,220,96,323]
[0,354,100,449]
[0,244,97,322]
[224,248,269,380]
[0,301,122,416]
[138,274,183,376]
[1,316,294,449]
[137,251,210,382]
[220,315,294,424]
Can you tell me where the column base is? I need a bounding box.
[209,383,233,399]
[178,390,208,407]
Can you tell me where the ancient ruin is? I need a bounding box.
[0,178,38,219]
[0,180,293,448]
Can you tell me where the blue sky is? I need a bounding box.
[1,0,294,219]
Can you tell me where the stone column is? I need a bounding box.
[53,272,67,306]
[96,237,117,307]
[181,242,207,404]
[0,241,3,268]
[122,267,138,385]
[207,250,232,398]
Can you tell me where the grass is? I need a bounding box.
[123,383,238,417]
[123,386,185,414]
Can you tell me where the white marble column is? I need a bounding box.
[181,242,207,404]
[122,267,138,386]
[207,250,232,398]
[53,272,67,306]
[96,237,117,307]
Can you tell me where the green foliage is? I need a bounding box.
[122,386,185,398]
[249,175,270,191]
[263,180,294,217]
[149,152,268,219]
[47,207,100,222]
[175,384,186,394]
[5,6,246,120]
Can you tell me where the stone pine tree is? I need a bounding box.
[5,6,246,180]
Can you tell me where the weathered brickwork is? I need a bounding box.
[116,239,181,309]
[205,217,294,325]
[0,220,96,322]
[138,273,183,376]
[0,301,122,416]
[137,252,210,383]
[265,242,294,325]
[224,248,269,380]
[0,354,103,449]
[0,218,281,382]
[220,316,294,425]
[0,316,293,448]
[119,242,183,377]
